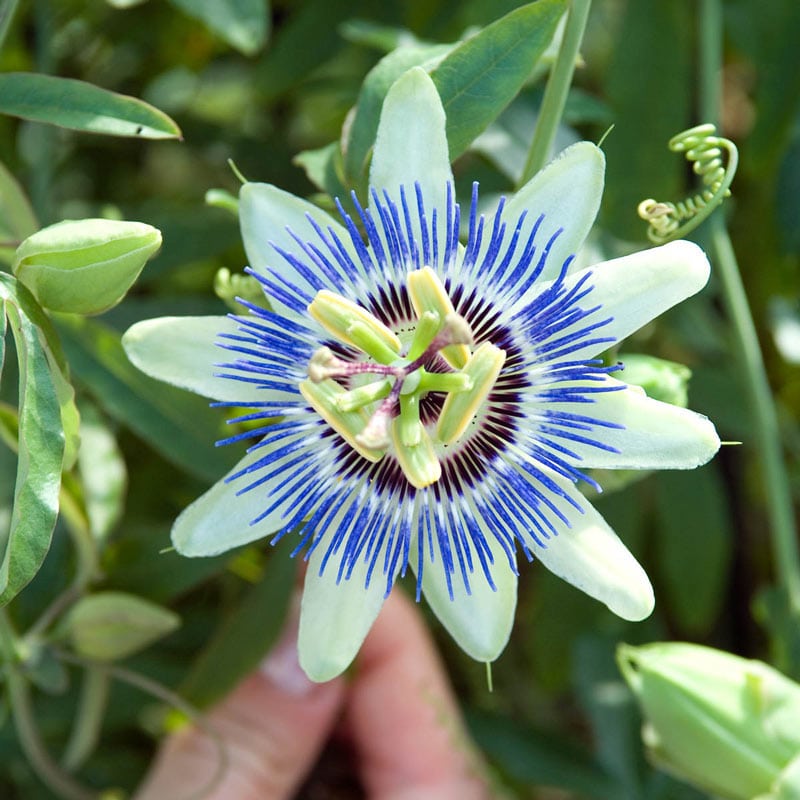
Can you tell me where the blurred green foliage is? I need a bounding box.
[0,0,799,798]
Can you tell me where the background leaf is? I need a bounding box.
[430,0,567,161]
[0,158,37,266]
[0,275,64,606]
[56,315,238,483]
[0,73,182,139]
[179,544,295,708]
[166,0,270,56]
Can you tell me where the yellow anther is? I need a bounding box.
[407,267,470,368]
[391,417,441,489]
[299,379,384,462]
[437,342,506,445]
[308,290,401,364]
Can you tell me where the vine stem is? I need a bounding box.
[700,0,800,609]
[0,611,98,800]
[518,0,592,187]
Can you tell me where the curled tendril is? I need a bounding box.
[638,123,739,244]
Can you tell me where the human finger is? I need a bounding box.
[344,589,492,800]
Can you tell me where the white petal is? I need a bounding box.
[172,420,325,556]
[298,541,399,682]
[533,377,720,469]
[497,141,605,289]
[412,502,517,662]
[369,67,454,220]
[553,240,711,357]
[123,316,253,403]
[523,478,654,621]
[239,182,357,294]
[171,448,272,556]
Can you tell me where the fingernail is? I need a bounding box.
[260,594,315,696]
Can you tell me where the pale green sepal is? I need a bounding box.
[369,67,453,244]
[528,476,654,621]
[767,755,800,800]
[13,218,161,315]
[122,316,254,403]
[298,542,399,682]
[554,240,711,359]
[412,523,517,662]
[499,141,605,287]
[239,182,356,292]
[171,448,276,556]
[618,643,800,800]
[536,378,720,470]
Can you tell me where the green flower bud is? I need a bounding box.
[620,354,691,407]
[12,218,161,315]
[618,642,800,800]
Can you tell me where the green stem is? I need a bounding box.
[710,222,800,608]
[0,0,21,53]
[61,665,110,772]
[699,0,800,609]
[0,611,98,800]
[518,0,592,186]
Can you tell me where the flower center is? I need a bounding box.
[300,267,506,489]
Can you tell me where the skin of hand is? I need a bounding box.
[133,588,493,800]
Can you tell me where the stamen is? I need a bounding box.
[438,342,506,445]
[308,290,400,364]
[407,267,470,368]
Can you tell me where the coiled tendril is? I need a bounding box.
[638,124,738,245]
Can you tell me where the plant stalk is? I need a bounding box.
[699,0,800,609]
[518,0,592,186]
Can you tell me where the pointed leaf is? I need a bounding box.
[430,0,567,160]
[0,275,64,606]
[0,72,181,139]
[166,0,270,56]
[342,42,452,185]
[65,591,180,661]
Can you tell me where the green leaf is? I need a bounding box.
[65,591,180,661]
[0,73,182,139]
[430,0,567,161]
[293,141,348,198]
[0,158,38,267]
[654,465,733,634]
[77,400,127,544]
[166,0,270,56]
[180,546,295,708]
[466,707,623,798]
[600,0,693,240]
[56,315,238,483]
[0,275,65,607]
[342,42,453,186]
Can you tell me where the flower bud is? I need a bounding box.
[12,218,161,315]
[618,642,800,800]
[620,354,691,407]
